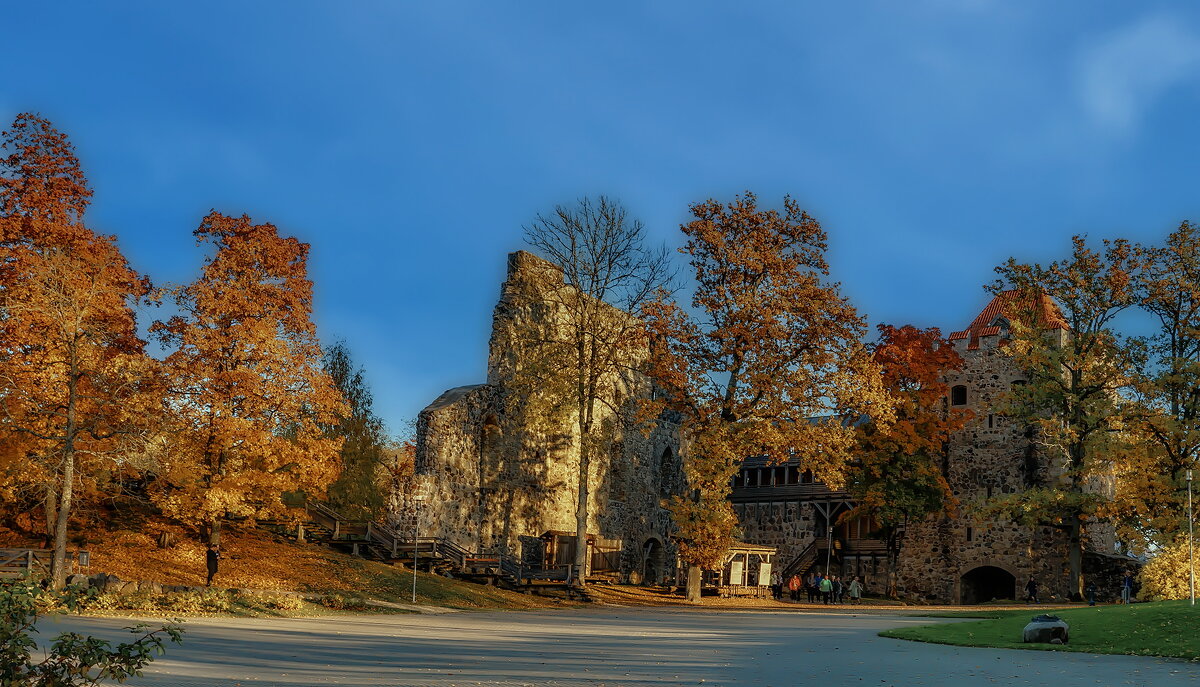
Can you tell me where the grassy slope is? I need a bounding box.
[881,601,1200,661]
[1,523,577,613]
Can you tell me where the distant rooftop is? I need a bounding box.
[948,289,1067,350]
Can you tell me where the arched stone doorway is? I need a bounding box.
[643,538,664,585]
[960,565,1015,604]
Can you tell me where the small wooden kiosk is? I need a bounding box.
[681,541,777,598]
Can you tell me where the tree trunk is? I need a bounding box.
[685,564,702,602]
[574,411,591,588]
[43,485,58,549]
[1067,517,1083,601]
[886,544,899,599]
[49,450,75,589]
[50,364,80,590]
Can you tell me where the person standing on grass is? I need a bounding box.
[1121,570,1134,604]
[1025,576,1038,604]
[206,543,220,587]
[1085,580,1097,606]
[848,576,863,604]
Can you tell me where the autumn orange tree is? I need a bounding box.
[0,113,156,588]
[644,192,887,602]
[846,324,968,597]
[991,235,1137,599]
[151,212,344,545]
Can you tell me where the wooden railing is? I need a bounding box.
[0,549,88,579]
[292,499,578,586]
[781,540,820,580]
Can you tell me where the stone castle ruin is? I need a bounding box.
[414,252,1131,601]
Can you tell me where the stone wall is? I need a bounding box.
[733,501,816,567]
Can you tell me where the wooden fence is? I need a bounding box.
[0,549,89,579]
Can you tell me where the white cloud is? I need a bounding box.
[1078,14,1200,132]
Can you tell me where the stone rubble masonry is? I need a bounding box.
[415,258,1132,601]
[413,251,682,582]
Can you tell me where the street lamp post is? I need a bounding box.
[411,481,427,604]
[1188,469,1194,607]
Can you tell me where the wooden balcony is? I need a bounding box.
[730,483,851,503]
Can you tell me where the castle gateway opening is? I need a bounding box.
[960,565,1015,604]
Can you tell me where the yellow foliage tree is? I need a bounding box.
[1137,536,1198,601]
[151,212,345,544]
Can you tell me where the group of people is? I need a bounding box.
[769,571,863,604]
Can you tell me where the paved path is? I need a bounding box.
[42,609,1200,686]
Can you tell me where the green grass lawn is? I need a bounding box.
[881,601,1200,661]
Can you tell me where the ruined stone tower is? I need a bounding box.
[413,251,682,582]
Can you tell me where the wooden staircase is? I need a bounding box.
[264,499,586,593]
[780,539,820,581]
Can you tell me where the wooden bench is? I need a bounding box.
[716,584,772,599]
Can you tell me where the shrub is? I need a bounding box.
[0,579,183,686]
[315,593,370,611]
[255,594,306,612]
[1138,537,1199,601]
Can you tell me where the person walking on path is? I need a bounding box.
[1121,570,1134,604]
[848,576,863,604]
[819,575,833,604]
[787,574,801,602]
[206,544,220,587]
[1025,576,1038,604]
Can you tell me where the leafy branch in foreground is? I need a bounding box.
[1,580,183,686]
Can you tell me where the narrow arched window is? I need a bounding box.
[951,385,968,406]
[658,448,673,496]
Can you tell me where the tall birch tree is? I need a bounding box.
[518,196,671,587]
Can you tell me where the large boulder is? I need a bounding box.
[65,574,90,589]
[90,573,123,593]
[1022,614,1069,644]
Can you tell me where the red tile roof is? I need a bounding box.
[949,290,1067,349]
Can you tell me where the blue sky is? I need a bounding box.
[7,2,1200,433]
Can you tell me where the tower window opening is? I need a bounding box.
[951,385,968,406]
